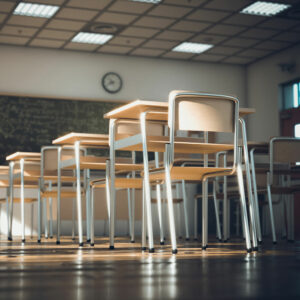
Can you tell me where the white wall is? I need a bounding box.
[0,45,247,105]
[246,43,300,142]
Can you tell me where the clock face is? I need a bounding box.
[102,72,122,94]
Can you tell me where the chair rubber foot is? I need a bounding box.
[90,243,94,247]
[141,247,147,251]
[8,237,12,241]
[72,238,75,241]
[273,241,277,245]
[130,240,135,243]
[253,247,258,251]
[37,240,41,244]
[258,240,262,245]
[247,248,252,253]
[79,243,84,247]
[109,246,114,250]
[287,240,294,243]
[56,241,60,245]
[172,249,178,254]
[202,246,207,250]
[149,248,155,253]
[160,241,165,245]
[50,236,53,239]
[22,239,25,243]
[185,238,190,241]
[86,239,91,243]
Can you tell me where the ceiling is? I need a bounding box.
[0,0,299,65]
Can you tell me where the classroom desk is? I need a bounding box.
[105,100,257,252]
[6,152,41,242]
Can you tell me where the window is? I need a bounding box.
[282,80,300,110]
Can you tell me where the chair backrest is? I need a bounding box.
[269,137,300,183]
[168,91,239,165]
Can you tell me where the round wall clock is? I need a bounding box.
[101,72,123,94]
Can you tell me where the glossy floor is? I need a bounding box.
[0,236,299,299]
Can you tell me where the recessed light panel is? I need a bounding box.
[172,42,213,54]
[130,0,161,3]
[72,32,113,45]
[241,1,291,17]
[13,2,59,18]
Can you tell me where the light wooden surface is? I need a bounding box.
[104,99,255,120]
[52,132,109,147]
[6,152,41,161]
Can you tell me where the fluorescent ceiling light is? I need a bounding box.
[13,2,59,18]
[240,1,291,17]
[172,42,213,54]
[72,32,113,45]
[130,0,161,3]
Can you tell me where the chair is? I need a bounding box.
[147,91,252,253]
[254,137,300,243]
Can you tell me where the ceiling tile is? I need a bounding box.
[64,42,99,51]
[272,31,300,43]
[120,26,158,38]
[187,9,230,22]
[148,5,192,18]
[0,25,38,37]
[0,34,29,45]
[131,48,165,57]
[240,28,278,39]
[134,16,175,29]
[109,36,145,47]
[143,39,177,50]
[155,30,194,41]
[163,0,206,6]
[0,0,16,13]
[170,20,210,32]
[30,38,65,48]
[7,15,48,27]
[191,33,227,45]
[66,0,111,10]
[205,24,246,36]
[163,51,195,59]
[206,45,242,55]
[109,1,152,14]
[223,56,254,64]
[193,53,226,62]
[237,48,271,58]
[204,0,252,11]
[222,37,260,48]
[24,0,65,4]
[95,12,138,25]
[37,29,75,40]
[47,19,86,31]
[258,18,300,30]
[55,7,98,21]
[98,45,132,54]
[0,13,6,23]
[254,40,291,51]
[223,14,267,26]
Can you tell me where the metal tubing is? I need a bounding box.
[20,158,25,242]
[90,186,95,246]
[212,180,222,240]
[75,141,83,246]
[202,179,208,249]
[85,168,91,242]
[57,147,62,244]
[43,198,48,238]
[194,195,198,240]
[9,161,15,240]
[37,180,41,242]
[140,112,154,251]
[266,173,277,243]
[49,181,53,238]
[155,152,164,244]
[222,154,228,241]
[181,180,190,240]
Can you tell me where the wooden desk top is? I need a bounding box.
[6,152,41,161]
[104,100,255,120]
[52,132,109,147]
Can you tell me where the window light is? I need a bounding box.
[13,2,59,18]
[172,42,213,54]
[240,1,291,17]
[72,32,113,45]
[130,0,161,3]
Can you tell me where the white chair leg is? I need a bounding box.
[266,184,277,244]
[37,187,41,243]
[142,182,146,251]
[213,181,222,241]
[90,186,95,246]
[72,197,76,240]
[194,195,198,240]
[43,199,48,239]
[202,180,209,250]
[181,180,190,240]
[31,203,34,239]
[49,198,53,238]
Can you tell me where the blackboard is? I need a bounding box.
[0,95,121,164]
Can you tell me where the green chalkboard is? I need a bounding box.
[0,95,121,164]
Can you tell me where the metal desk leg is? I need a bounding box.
[8,161,14,241]
[20,158,25,243]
